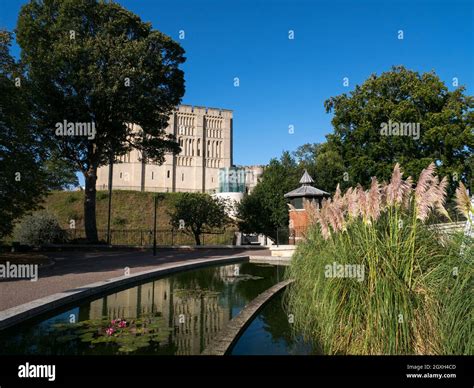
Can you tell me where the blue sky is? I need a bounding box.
[1,0,473,169]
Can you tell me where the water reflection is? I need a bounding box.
[230,292,318,355]
[0,262,284,355]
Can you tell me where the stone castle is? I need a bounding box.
[96,105,262,194]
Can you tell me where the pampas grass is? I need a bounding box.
[455,182,473,220]
[285,163,473,355]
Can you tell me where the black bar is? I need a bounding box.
[0,355,471,383]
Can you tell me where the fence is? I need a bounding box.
[65,228,237,246]
[250,227,308,246]
[429,221,466,235]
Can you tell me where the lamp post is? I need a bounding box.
[106,154,113,245]
[153,194,158,256]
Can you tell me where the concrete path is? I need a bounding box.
[0,248,270,311]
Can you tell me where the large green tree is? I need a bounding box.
[238,152,302,238]
[324,66,474,192]
[16,0,185,242]
[0,30,48,239]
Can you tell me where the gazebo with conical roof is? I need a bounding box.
[284,170,330,244]
[284,170,330,209]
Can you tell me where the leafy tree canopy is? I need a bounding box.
[238,152,302,237]
[0,30,48,239]
[168,193,230,245]
[16,0,186,241]
[324,66,474,193]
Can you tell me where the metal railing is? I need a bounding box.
[64,228,237,246]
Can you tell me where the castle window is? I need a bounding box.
[151,171,154,180]
[120,172,123,179]
[182,173,184,181]
[167,170,170,178]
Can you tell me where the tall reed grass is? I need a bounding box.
[285,163,473,354]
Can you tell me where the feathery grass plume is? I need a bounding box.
[333,184,343,206]
[455,181,473,219]
[346,187,360,219]
[380,182,388,209]
[330,184,346,231]
[402,176,414,209]
[329,201,345,232]
[303,199,319,226]
[326,199,339,232]
[434,176,450,220]
[367,177,381,221]
[415,163,448,222]
[319,198,331,240]
[358,185,370,224]
[415,162,436,201]
[286,162,470,355]
[386,163,413,208]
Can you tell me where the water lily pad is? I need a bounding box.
[56,334,78,343]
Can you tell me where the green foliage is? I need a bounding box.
[16,0,186,241]
[324,66,474,194]
[238,152,302,237]
[42,153,79,190]
[13,212,67,246]
[0,30,49,239]
[285,214,473,355]
[52,315,172,354]
[293,142,346,194]
[168,193,230,245]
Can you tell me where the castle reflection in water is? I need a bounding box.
[86,264,242,355]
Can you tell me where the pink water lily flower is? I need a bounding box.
[118,320,127,328]
[106,327,115,336]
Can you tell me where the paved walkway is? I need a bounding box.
[0,248,270,311]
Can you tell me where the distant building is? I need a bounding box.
[96,105,262,194]
[284,170,330,244]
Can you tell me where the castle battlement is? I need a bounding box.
[96,104,234,193]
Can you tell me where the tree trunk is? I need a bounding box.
[84,167,99,243]
[193,231,201,245]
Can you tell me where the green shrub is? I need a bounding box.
[13,212,67,246]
